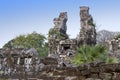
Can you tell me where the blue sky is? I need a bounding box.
[0,0,120,48]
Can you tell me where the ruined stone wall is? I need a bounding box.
[105,38,120,61]
[48,39,77,67]
[106,38,120,52]
[0,48,39,78]
[48,12,77,67]
[38,61,120,80]
[1,56,120,80]
[0,48,120,79]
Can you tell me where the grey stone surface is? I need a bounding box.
[77,6,96,46]
[54,12,67,34]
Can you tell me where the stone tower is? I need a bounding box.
[48,12,77,67]
[77,6,96,46]
[48,12,68,55]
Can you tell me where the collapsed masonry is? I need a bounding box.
[0,48,39,76]
[1,51,120,80]
[48,6,96,66]
[106,38,120,52]
[105,38,120,59]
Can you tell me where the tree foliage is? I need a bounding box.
[72,45,118,66]
[87,17,95,27]
[115,33,120,39]
[3,31,48,58]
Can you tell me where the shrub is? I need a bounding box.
[72,45,118,66]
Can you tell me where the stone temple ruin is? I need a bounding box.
[1,6,120,80]
[48,6,96,66]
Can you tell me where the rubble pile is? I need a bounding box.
[0,41,120,79]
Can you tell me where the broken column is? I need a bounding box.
[53,12,67,34]
[77,6,96,46]
[48,12,68,55]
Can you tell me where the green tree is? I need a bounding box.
[3,31,48,58]
[115,33,120,39]
[72,45,118,66]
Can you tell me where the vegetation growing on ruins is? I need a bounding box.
[48,28,58,36]
[115,33,120,39]
[72,45,118,66]
[87,18,95,27]
[3,31,48,58]
[48,28,67,39]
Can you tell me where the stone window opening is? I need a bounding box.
[63,45,71,51]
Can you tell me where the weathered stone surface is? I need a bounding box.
[54,12,67,34]
[0,52,120,80]
[105,38,120,57]
[77,6,96,46]
[40,57,58,65]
